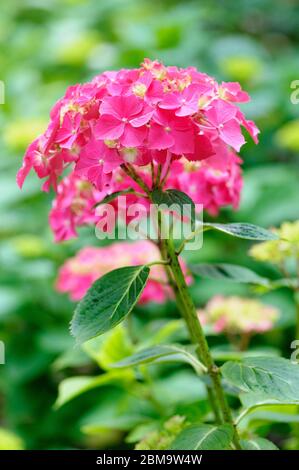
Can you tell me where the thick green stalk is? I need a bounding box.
[161,235,241,449]
[206,386,222,424]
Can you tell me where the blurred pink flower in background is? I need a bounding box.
[198,295,279,336]
[56,240,192,304]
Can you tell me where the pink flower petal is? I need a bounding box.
[220,120,245,151]
[206,99,237,126]
[148,124,174,150]
[130,108,154,127]
[159,93,180,110]
[171,129,194,154]
[95,115,124,140]
[120,124,147,147]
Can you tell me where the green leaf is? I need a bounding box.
[80,389,156,435]
[152,371,206,407]
[71,265,150,343]
[241,438,278,450]
[82,324,133,370]
[236,393,299,425]
[202,222,278,241]
[52,347,91,371]
[95,188,136,205]
[222,357,299,404]
[110,344,206,374]
[211,346,280,362]
[190,263,270,287]
[240,392,299,411]
[152,189,195,228]
[238,401,299,425]
[54,370,133,408]
[171,424,233,450]
[144,320,184,347]
[271,278,299,289]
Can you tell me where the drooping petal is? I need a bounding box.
[220,120,245,152]
[16,139,39,188]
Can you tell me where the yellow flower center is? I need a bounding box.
[132,83,147,98]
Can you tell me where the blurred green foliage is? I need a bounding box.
[0,0,299,449]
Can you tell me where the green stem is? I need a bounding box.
[155,164,162,188]
[206,386,222,424]
[161,234,241,449]
[121,164,151,196]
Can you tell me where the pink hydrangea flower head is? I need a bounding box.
[17,59,258,238]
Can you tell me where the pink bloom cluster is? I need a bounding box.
[56,240,191,304]
[198,296,279,335]
[17,59,258,240]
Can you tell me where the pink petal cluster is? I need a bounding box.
[56,240,191,304]
[17,59,259,240]
[17,59,257,190]
[198,296,279,335]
